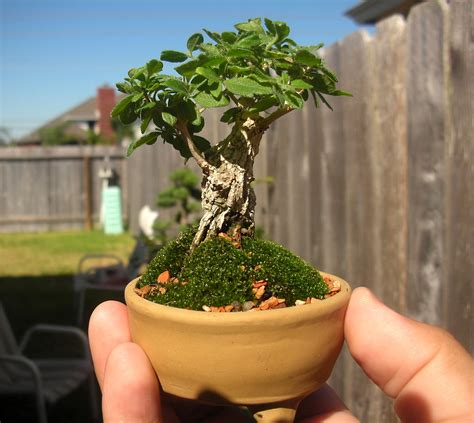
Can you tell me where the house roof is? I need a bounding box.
[345,0,425,24]
[17,96,97,144]
[17,92,125,145]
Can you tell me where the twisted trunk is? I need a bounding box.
[192,117,264,249]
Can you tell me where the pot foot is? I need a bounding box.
[250,398,301,423]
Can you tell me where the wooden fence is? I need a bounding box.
[0,146,126,232]
[0,0,471,419]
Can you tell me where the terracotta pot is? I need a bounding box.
[125,272,351,422]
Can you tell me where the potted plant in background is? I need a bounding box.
[113,17,351,422]
[153,167,202,246]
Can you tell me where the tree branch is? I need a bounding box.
[258,107,293,130]
[176,121,212,172]
[228,93,240,107]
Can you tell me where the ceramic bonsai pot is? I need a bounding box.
[125,272,351,422]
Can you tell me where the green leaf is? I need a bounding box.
[187,33,204,53]
[111,95,133,118]
[140,114,153,133]
[170,136,192,160]
[220,107,240,123]
[175,59,200,77]
[146,59,163,76]
[196,67,220,83]
[194,91,230,108]
[203,29,221,43]
[294,50,320,67]
[225,78,272,97]
[227,48,253,58]
[264,18,276,35]
[290,79,313,90]
[321,67,338,83]
[177,100,199,123]
[249,96,277,112]
[332,89,352,97]
[162,78,189,95]
[162,112,177,126]
[160,50,189,63]
[274,21,290,42]
[132,92,144,102]
[235,34,262,49]
[192,135,212,154]
[202,56,227,67]
[188,115,204,132]
[116,82,132,94]
[127,132,159,156]
[316,92,333,111]
[221,31,237,43]
[210,82,222,98]
[284,91,304,109]
[234,18,264,34]
[119,105,138,124]
[199,43,220,56]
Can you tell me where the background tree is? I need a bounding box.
[153,167,201,245]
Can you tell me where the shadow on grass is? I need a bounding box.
[0,274,125,423]
[0,274,125,337]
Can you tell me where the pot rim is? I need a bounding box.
[125,272,351,326]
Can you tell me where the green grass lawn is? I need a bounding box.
[0,230,136,276]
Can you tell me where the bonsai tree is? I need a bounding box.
[113,17,349,310]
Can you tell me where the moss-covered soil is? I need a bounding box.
[138,227,330,310]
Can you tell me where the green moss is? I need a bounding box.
[140,229,329,310]
[243,238,328,304]
[138,226,195,288]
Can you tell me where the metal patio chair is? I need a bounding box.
[0,302,99,423]
[74,236,152,326]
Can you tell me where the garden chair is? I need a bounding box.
[0,302,99,423]
[74,236,152,326]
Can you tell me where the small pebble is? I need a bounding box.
[157,270,170,284]
[202,305,211,312]
[255,286,265,299]
[231,301,242,312]
[295,300,306,306]
[242,301,255,311]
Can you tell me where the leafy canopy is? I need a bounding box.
[112,17,350,161]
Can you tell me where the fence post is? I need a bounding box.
[83,155,93,231]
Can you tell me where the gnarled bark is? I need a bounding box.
[191,117,264,249]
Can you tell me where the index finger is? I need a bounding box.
[88,300,131,389]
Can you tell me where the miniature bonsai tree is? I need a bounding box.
[113,17,349,311]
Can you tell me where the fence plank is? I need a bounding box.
[445,0,473,351]
[373,15,408,313]
[286,108,311,260]
[312,43,347,277]
[266,114,292,248]
[406,0,450,326]
[339,29,396,422]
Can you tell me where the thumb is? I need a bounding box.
[345,288,473,422]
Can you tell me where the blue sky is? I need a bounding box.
[1,0,368,140]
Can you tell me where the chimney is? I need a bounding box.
[96,85,116,139]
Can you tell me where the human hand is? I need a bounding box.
[89,288,473,422]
